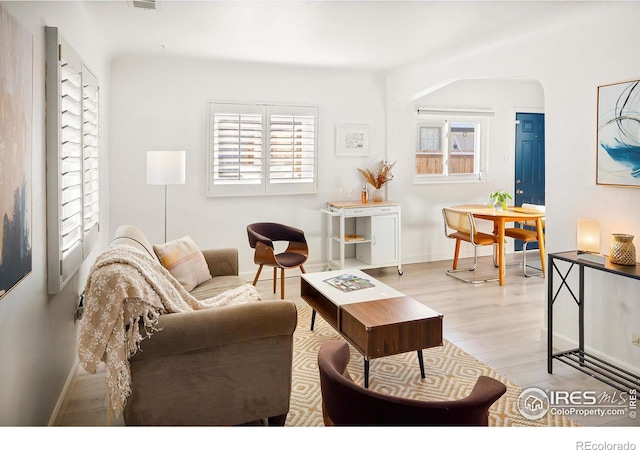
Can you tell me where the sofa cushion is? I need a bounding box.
[189,275,248,300]
[111,224,160,263]
[153,236,212,291]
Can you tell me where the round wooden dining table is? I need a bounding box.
[450,204,546,286]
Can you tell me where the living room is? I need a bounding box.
[1,0,639,440]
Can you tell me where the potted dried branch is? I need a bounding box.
[358,160,396,202]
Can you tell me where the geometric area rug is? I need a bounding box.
[286,304,580,427]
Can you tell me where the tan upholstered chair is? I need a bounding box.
[442,208,499,283]
[247,222,308,299]
[318,340,506,426]
[504,203,545,277]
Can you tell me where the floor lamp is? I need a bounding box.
[146,151,186,243]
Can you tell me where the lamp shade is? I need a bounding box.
[146,151,186,185]
[577,218,600,253]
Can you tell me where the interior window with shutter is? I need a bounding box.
[267,105,318,195]
[207,102,318,197]
[82,65,99,256]
[45,27,100,294]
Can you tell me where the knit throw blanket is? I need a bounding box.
[78,244,261,421]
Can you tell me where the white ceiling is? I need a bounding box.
[79,0,589,72]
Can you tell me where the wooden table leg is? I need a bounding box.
[498,218,505,286]
[536,217,546,276]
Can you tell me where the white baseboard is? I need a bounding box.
[49,358,79,426]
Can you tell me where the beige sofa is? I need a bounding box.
[109,225,298,426]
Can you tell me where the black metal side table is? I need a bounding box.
[547,251,640,392]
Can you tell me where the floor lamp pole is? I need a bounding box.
[146,150,185,244]
[164,184,168,243]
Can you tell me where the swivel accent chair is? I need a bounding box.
[247,222,308,299]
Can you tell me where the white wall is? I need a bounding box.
[386,2,640,372]
[0,1,110,425]
[2,0,639,426]
[387,77,544,264]
[109,55,387,276]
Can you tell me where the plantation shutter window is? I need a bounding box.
[208,103,264,196]
[207,102,318,196]
[82,65,99,256]
[267,105,317,195]
[46,27,100,294]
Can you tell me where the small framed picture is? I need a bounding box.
[336,124,370,156]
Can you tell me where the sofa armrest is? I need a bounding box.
[131,300,296,358]
[123,300,298,426]
[201,247,238,277]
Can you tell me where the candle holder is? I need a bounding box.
[609,233,636,265]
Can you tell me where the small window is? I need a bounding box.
[207,102,318,197]
[415,110,491,183]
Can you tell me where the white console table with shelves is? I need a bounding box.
[322,201,402,275]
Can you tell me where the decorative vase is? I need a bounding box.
[490,198,507,211]
[609,234,636,265]
[372,188,384,202]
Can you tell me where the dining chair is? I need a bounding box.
[504,203,545,277]
[317,340,507,426]
[247,222,308,299]
[441,208,500,283]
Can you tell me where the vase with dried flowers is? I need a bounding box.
[358,160,396,202]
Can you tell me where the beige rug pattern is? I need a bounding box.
[286,305,579,427]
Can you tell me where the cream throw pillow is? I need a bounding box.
[153,236,212,291]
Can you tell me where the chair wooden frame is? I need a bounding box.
[442,208,500,284]
[247,222,308,299]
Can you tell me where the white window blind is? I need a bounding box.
[207,102,318,197]
[211,103,263,192]
[267,105,316,194]
[82,65,99,256]
[46,27,100,294]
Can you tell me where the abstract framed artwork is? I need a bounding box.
[336,124,370,156]
[0,5,33,300]
[596,79,640,187]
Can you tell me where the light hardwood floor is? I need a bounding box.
[54,255,639,427]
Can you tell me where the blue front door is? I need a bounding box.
[514,112,545,251]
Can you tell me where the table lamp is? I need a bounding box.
[146,151,186,243]
[576,218,605,265]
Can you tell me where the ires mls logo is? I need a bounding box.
[517,387,550,420]
[517,387,638,420]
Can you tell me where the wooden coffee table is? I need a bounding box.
[300,269,443,388]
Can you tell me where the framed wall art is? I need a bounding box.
[596,79,640,187]
[0,5,33,300]
[336,124,370,156]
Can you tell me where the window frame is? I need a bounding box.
[207,101,319,197]
[414,110,491,184]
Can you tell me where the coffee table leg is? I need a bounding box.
[417,350,425,378]
[364,359,370,388]
[310,309,316,331]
